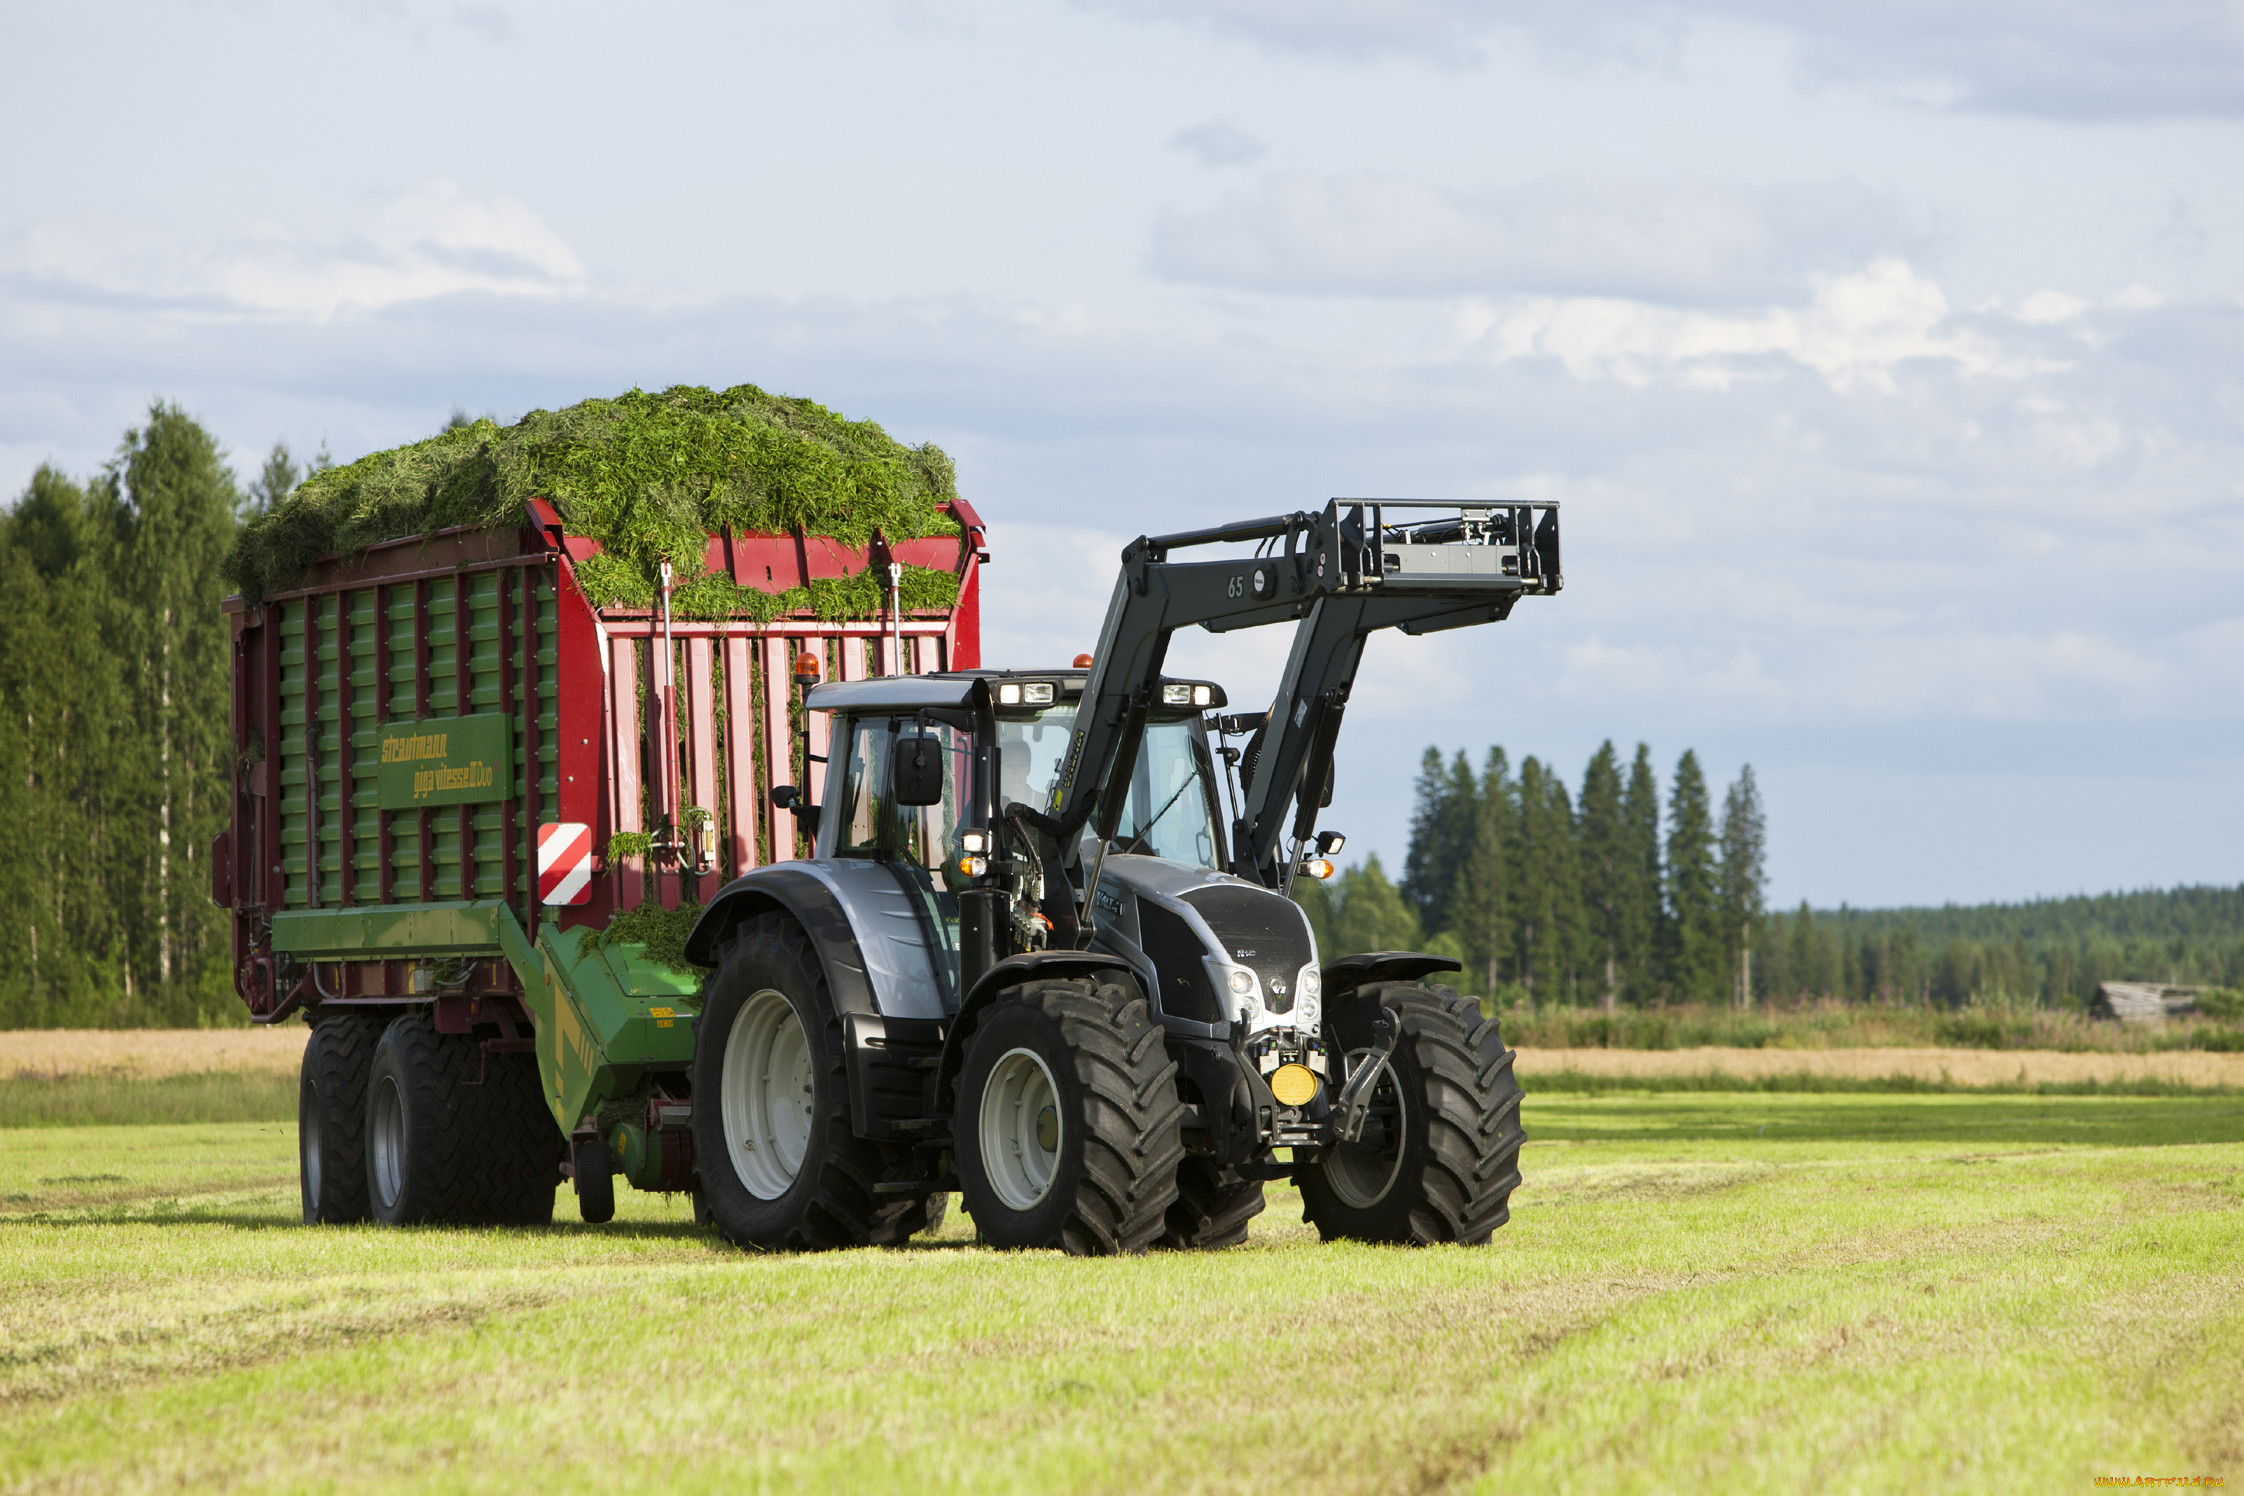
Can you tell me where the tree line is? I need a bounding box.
[1297,740,2244,1010]
[1296,743,1768,1009]
[1763,890,2244,1009]
[0,405,268,1026]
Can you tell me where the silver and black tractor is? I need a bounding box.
[681,500,1560,1254]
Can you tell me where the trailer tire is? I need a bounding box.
[954,975,1184,1255]
[365,1012,562,1227]
[1159,1155,1265,1249]
[573,1134,617,1225]
[692,914,933,1251]
[299,1014,384,1225]
[1297,983,1524,1246]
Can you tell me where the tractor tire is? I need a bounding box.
[365,1011,562,1227]
[299,1013,384,1225]
[691,913,933,1251]
[954,974,1184,1255]
[573,1133,617,1225]
[1297,982,1524,1246]
[1159,1154,1266,1249]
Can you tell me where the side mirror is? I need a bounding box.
[890,733,944,806]
[1314,829,1346,855]
[770,784,799,810]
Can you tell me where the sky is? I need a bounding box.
[3,0,2241,909]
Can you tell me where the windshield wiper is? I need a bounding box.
[1119,768,1205,855]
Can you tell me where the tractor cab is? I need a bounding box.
[797,668,1306,1038]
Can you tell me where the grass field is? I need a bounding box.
[2,1092,2238,1493]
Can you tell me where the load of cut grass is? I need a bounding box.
[225,384,965,616]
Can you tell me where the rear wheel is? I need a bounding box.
[1297,983,1524,1246]
[299,1014,383,1225]
[954,974,1183,1255]
[691,914,932,1251]
[364,1011,562,1227]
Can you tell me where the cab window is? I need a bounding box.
[833,715,975,874]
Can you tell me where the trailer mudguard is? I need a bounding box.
[1321,951,1464,1002]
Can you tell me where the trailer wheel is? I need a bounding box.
[299,1014,384,1225]
[1159,1155,1265,1249]
[954,975,1184,1255]
[573,1134,617,1225]
[365,1011,562,1227]
[692,914,932,1251]
[1297,983,1524,1246]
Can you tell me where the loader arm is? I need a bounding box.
[1041,499,1562,893]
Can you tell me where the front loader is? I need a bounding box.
[682,499,1559,1253]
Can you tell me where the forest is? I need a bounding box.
[2,403,2237,1026]
[1296,744,2244,1010]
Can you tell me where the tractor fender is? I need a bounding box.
[1321,951,1464,1003]
[683,867,878,1019]
[933,951,1141,1115]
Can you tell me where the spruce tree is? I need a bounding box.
[1717,764,1768,1008]
[1512,756,1585,1002]
[1576,741,1627,1011]
[243,441,300,519]
[1664,750,1721,1001]
[1330,854,1423,955]
[1451,746,1515,996]
[1619,744,1663,1003]
[1401,747,1476,935]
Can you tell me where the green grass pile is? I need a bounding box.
[226,385,965,614]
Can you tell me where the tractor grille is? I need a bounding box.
[1139,901,1220,1024]
[1180,886,1314,1015]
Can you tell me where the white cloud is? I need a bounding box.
[2015,290,2090,325]
[1150,172,1916,304]
[1459,259,2058,391]
[1166,116,1269,168]
[1082,0,2244,119]
[8,181,583,323]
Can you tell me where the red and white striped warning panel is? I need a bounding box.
[538,822,593,905]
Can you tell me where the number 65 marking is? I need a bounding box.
[1227,574,1245,598]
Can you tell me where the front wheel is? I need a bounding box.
[954,974,1183,1255]
[1297,983,1524,1246]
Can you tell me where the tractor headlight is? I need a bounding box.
[959,829,991,854]
[1227,968,1256,998]
[1297,964,1320,1002]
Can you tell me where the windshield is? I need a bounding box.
[996,706,1221,870]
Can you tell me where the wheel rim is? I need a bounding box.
[1325,1047,1407,1209]
[722,988,815,1200]
[978,1048,1062,1211]
[301,1081,324,1206]
[370,1073,405,1212]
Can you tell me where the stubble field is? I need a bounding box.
[1,1085,2239,1494]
